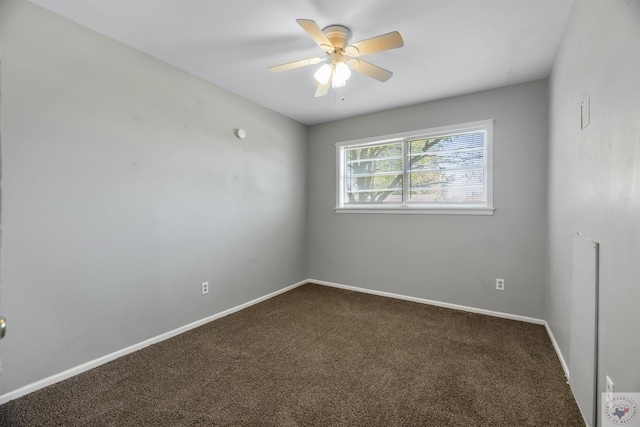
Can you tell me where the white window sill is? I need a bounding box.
[334,206,495,215]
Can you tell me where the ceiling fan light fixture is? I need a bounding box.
[332,61,351,88]
[314,63,332,84]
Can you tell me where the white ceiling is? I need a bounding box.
[30,0,574,125]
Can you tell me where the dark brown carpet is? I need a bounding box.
[0,284,583,426]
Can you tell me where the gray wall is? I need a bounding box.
[308,80,549,319]
[0,0,307,394]
[547,0,640,408]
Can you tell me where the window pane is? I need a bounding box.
[346,158,403,176]
[346,190,404,204]
[344,142,403,204]
[345,175,403,204]
[406,131,486,204]
[408,169,486,204]
[409,148,484,171]
[346,143,402,161]
[408,131,485,154]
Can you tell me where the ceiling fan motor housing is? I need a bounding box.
[322,25,352,51]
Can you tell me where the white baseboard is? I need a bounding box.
[309,279,546,325]
[544,324,578,427]
[543,324,580,425]
[0,279,307,405]
[544,321,570,380]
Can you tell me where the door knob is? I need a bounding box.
[0,317,6,339]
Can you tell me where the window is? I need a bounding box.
[336,119,494,215]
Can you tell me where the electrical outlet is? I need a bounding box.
[496,278,505,291]
[606,376,614,401]
[201,281,209,295]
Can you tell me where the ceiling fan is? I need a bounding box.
[269,19,404,97]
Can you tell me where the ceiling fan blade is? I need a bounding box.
[268,57,324,73]
[350,59,393,82]
[315,74,332,97]
[297,19,334,52]
[346,31,404,57]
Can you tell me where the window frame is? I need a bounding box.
[335,119,494,215]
